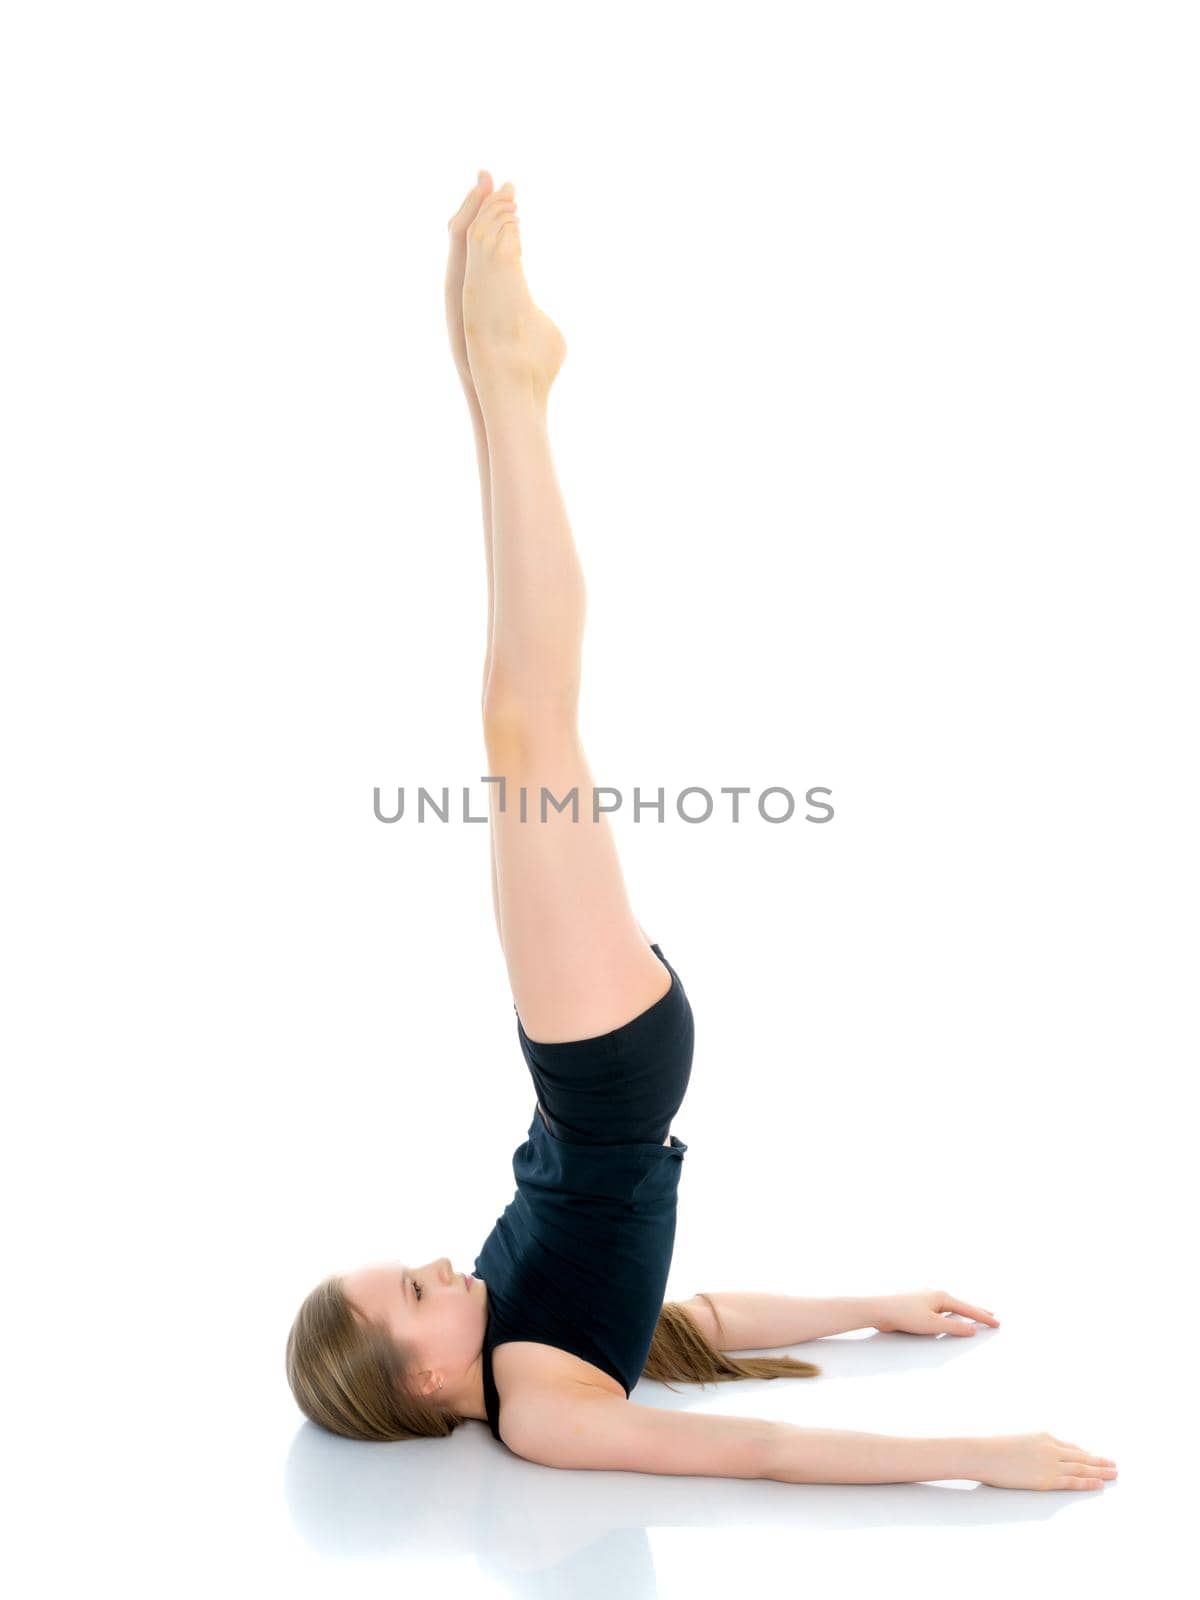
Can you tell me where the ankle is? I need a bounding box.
[465,313,565,413]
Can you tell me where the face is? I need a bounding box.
[341,1256,488,1405]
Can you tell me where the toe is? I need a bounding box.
[469,185,517,243]
[479,182,516,217]
[448,173,494,238]
[495,216,522,261]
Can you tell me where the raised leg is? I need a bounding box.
[464,182,669,1042]
[445,174,503,946]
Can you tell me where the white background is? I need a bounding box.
[3,2,1196,1595]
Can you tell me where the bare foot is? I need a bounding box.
[462,181,567,406]
[445,171,494,394]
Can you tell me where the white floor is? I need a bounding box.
[269,1300,1160,1599]
[27,1272,1165,1599]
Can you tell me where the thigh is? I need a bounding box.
[486,719,671,1043]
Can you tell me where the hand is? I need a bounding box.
[873,1287,1000,1336]
[972,1432,1117,1491]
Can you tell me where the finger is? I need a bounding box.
[1058,1443,1117,1465]
[1059,1476,1105,1490]
[942,1296,1000,1325]
[940,1316,978,1335]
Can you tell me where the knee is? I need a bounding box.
[482,686,579,756]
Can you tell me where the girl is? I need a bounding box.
[285,173,1116,1494]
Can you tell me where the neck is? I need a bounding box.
[440,1355,487,1424]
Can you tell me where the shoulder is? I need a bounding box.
[491,1340,623,1443]
[497,1374,611,1457]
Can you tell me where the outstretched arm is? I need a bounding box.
[677,1287,999,1349]
[501,1386,1116,1490]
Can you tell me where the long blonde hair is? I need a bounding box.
[286,1280,820,1443]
